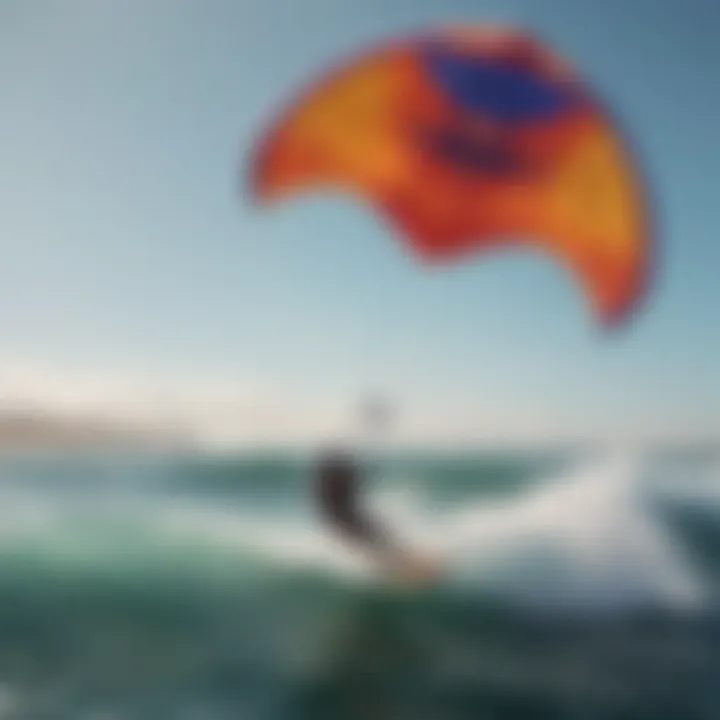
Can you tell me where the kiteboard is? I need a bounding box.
[379,551,444,589]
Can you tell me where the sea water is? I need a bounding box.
[0,449,716,719]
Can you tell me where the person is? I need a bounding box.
[315,448,441,585]
[315,448,395,558]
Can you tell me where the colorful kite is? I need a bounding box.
[249,26,653,325]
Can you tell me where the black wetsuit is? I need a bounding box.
[316,451,389,551]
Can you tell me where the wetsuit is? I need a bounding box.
[315,450,391,552]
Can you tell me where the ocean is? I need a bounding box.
[0,449,717,719]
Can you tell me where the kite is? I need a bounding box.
[249,26,653,325]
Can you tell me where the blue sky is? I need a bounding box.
[1,0,718,444]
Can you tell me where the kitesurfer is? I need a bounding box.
[315,448,396,557]
[314,447,441,584]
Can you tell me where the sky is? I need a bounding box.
[1,0,718,446]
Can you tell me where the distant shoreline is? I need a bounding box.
[0,411,195,453]
[0,410,716,457]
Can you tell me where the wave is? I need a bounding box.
[0,453,714,615]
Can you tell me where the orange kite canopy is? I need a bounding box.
[249,26,653,326]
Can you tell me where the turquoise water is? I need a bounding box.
[0,450,717,719]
